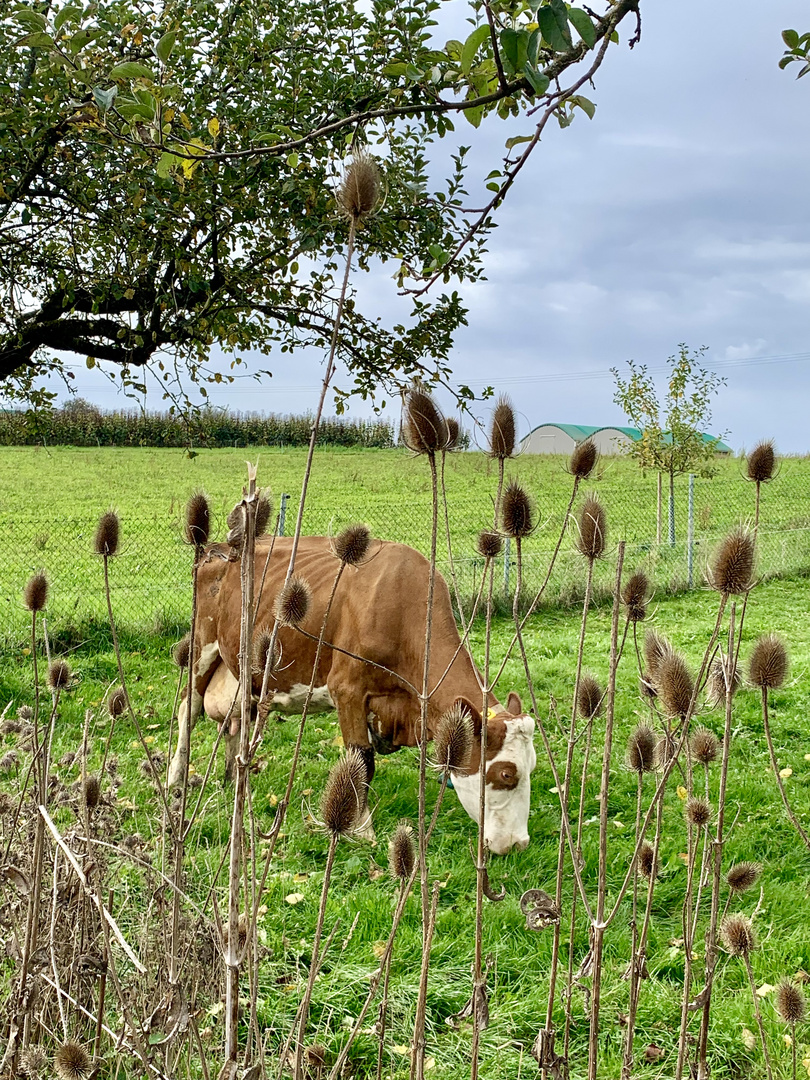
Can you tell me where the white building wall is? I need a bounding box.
[520,426,577,454]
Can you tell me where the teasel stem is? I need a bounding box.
[587,542,625,1080]
[411,881,441,1080]
[675,809,705,1080]
[621,769,646,1079]
[376,878,409,1080]
[759,685,809,848]
[696,604,736,1080]
[224,466,257,1070]
[546,553,595,1047]
[742,951,775,1080]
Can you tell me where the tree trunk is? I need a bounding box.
[668,471,676,547]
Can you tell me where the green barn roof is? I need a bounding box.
[524,423,731,453]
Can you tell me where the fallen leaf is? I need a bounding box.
[677,852,690,863]
[293,873,309,883]
[613,820,625,830]
[392,1045,410,1056]
[143,735,155,745]
[756,982,775,998]
[302,788,313,796]
[285,893,305,906]
[148,723,160,730]
[372,941,386,959]
[369,867,384,881]
[549,786,559,794]
[803,1057,810,1078]
[785,1034,793,1047]
[331,734,344,747]
[779,767,793,779]
[425,1057,436,1071]
[804,753,810,762]
[677,785,688,800]
[742,1028,756,1050]
[268,794,278,807]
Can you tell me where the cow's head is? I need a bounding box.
[449,693,537,855]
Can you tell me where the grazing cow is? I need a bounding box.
[168,537,537,854]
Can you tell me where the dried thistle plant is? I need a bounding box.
[173,635,191,669]
[643,628,671,687]
[501,480,534,539]
[54,1041,92,1080]
[775,978,806,1080]
[389,822,416,882]
[446,417,460,450]
[432,702,473,774]
[720,913,755,957]
[274,577,311,627]
[626,724,656,774]
[577,675,603,721]
[622,570,649,622]
[575,494,607,560]
[476,530,503,559]
[748,634,788,689]
[726,862,762,895]
[107,686,126,718]
[691,727,719,766]
[184,490,211,547]
[401,386,448,456]
[569,438,598,480]
[488,396,516,460]
[685,796,712,828]
[94,510,120,557]
[83,775,101,810]
[321,750,366,838]
[747,440,776,484]
[337,152,380,221]
[19,1046,47,1078]
[656,650,694,721]
[706,655,741,707]
[23,573,48,613]
[332,524,371,566]
[638,841,657,880]
[709,526,754,596]
[47,660,71,691]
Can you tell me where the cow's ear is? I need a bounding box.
[506,692,523,716]
[454,696,482,733]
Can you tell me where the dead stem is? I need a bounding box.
[761,687,810,849]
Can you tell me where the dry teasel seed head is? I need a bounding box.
[83,775,101,810]
[626,724,656,774]
[255,490,272,538]
[577,675,602,721]
[748,633,788,690]
[657,650,694,720]
[477,530,503,559]
[305,1046,327,1074]
[690,727,720,765]
[389,821,416,881]
[489,396,516,460]
[48,660,71,690]
[222,913,249,951]
[569,438,598,480]
[622,570,650,622]
[252,625,279,678]
[337,152,380,220]
[775,979,807,1024]
[655,732,677,769]
[401,386,448,455]
[174,635,191,669]
[17,704,33,722]
[54,1041,91,1080]
[274,577,311,626]
[747,439,776,484]
[685,796,712,828]
[638,841,657,880]
[0,751,18,772]
[726,861,762,895]
[18,1046,47,1078]
[321,749,366,837]
[107,686,127,718]
[720,913,755,957]
[446,417,460,450]
[0,792,15,816]
[705,655,741,707]
[333,523,371,566]
[184,490,210,547]
[501,480,534,539]
[432,702,474,773]
[94,510,120,557]
[23,573,48,613]
[643,629,671,686]
[709,526,754,596]
[576,494,607,559]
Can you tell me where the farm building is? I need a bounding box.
[519,423,732,456]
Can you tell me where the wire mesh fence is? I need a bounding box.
[2,464,809,641]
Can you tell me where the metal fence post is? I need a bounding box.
[279,493,289,536]
[687,474,695,587]
[504,536,511,597]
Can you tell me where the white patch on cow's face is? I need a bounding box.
[271,682,334,714]
[451,715,537,855]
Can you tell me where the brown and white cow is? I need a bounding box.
[168,536,537,854]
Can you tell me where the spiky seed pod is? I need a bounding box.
[446,418,460,450]
[690,727,720,766]
[19,1046,47,1078]
[54,1041,91,1080]
[107,686,127,718]
[477,530,503,559]
[333,524,371,566]
[726,861,762,895]
[83,775,101,810]
[775,979,807,1024]
[501,480,534,539]
[105,754,118,776]
[401,387,447,455]
[94,510,120,557]
[222,913,249,951]
[388,822,416,881]
[748,633,788,690]
[337,153,380,220]
[489,396,516,460]
[747,440,776,484]
[710,526,754,596]
[305,1046,327,1073]
[48,660,71,690]
[274,577,311,626]
[626,724,656,774]
[321,750,366,837]
[184,490,210,547]
[252,626,278,677]
[639,673,657,701]
[432,702,474,773]
[0,752,18,771]
[17,704,33,722]
[720,914,755,957]
[577,675,603,721]
[655,732,677,769]
[638,842,657,880]
[23,573,48,613]
[622,571,649,622]
[255,491,272,539]
[576,495,607,559]
[0,792,14,816]
[656,651,693,721]
[643,629,671,686]
[685,796,712,828]
[569,438,598,480]
[705,656,741,707]
[1,719,22,735]
[173,635,191,669]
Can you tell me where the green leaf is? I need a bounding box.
[382,61,408,77]
[109,61,155,82]
[537,8,569,53]
[14,31,54,48]
[463,103,483,128]
[782,28,800,49]
[13,8,47,32]
[461,24,490,77]
[505,134,534,150]
[54,6,81,32]
[155,30,177,64]
[156,152,178,178]
[568,8,597,49]
[527,28,542,66]
[92,85,117,112]
[523,63,549,96]
[499,28,529,75]
[570,94,595,119]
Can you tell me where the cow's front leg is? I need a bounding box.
[167,642,221,789]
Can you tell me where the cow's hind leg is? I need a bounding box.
[167,641,222,789]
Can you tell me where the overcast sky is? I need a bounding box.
[63,0,810,453]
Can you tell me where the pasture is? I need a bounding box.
[1,442,810,1079]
